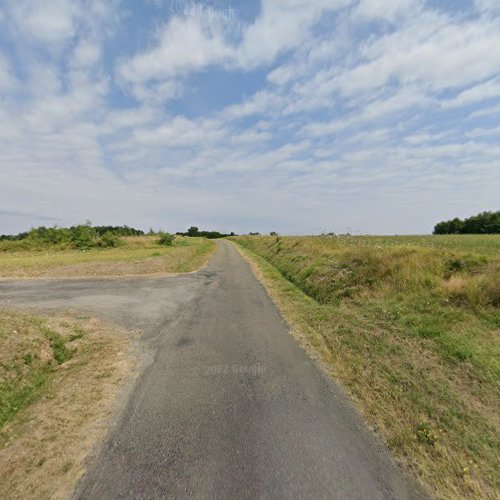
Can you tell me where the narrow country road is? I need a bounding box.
[0,240,426,499]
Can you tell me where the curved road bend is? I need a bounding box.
[0,240,427,499]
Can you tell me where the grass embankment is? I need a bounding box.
[0,236,215,278]
[0,308,136,499]
[231,235,500,499]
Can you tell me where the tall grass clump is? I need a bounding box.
[0,312,78,429]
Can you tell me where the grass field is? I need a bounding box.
[0,308,137,499]
[0,236,215,278]
[313,234,500,256]
[231,234,499,499]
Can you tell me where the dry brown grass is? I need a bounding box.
[0,236,215,279]
[232,236,500,499]
[0,309,139,500]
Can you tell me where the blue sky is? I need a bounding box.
[0,0,499,235]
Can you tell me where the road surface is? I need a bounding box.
[0,240,427,499]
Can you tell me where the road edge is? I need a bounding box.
[229,239,432,499]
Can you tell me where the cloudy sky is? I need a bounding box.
[0,0,499,235]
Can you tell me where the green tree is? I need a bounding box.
[433,211,500,234]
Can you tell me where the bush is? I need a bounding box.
[158,232,175,246]
[70,224,98,249]
[0,223,139,251]
[95,233,121,248]
[25,226,71,245]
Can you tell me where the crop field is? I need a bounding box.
[231,234,499,499]
[0,236,214,278]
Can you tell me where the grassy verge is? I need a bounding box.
[0,308,137,499]
[0,236,215,278]
[231,235,499,499]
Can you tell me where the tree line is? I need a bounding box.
[0,224,144,241]
[176,226,235,239]
[433,211,500,234]
[0,224,144,249]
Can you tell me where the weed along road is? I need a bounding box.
[0,240,426,499]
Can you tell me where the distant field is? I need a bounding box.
[321,234,500,256]
[0,236,215,278]
[232,234,499,499]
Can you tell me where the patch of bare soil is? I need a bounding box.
[0,311,139,500]
[30,257,174,278]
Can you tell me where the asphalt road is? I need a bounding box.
[0,240,427,499]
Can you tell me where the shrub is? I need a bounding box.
[95,233,122,248]
[0,224,144,251]
[158,232,175,246]
[26,226,71,245]
[70,224,98,250]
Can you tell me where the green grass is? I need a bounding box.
[0,235,215,278]
[0,311,78,429]
[231,234,500,499]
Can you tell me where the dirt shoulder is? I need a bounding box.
[0,308,140,500]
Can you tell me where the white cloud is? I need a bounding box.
[132,116,225,148]
[468,102,500,119]
[118,12,232,87]
[335,12,500,97]
[223,90,286,119]
[236,0,351,69]
[442,77,500,108]
[475,0,500,12]
[0,54,16,90]
[118,0,353,101]
[8,0,80,43]
[403,130,452,145]
[354,0,421,22]
[358,86,430,121]
[267,65,295,86]
[466,125,500,138]
[73,39,101,68]
[301,87,430,138]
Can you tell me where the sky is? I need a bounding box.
[0,0,499,236]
